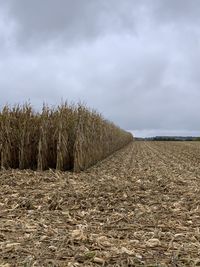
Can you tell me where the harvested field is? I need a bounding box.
[1,141,200,266]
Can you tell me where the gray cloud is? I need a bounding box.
[152,0,200,25]
[4,0,140,47]
[0,0,200,137]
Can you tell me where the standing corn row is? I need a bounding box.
[19,105,40,169]
[0,105,21,169]
[0,103,133,171]
[73,106,133,171]
[38,106,59,170]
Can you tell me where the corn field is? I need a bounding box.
[0,103,133,172]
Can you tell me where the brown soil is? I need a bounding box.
[1,141,200,267]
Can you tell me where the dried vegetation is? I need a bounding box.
[1,141,200,266]
[0,103,133,172]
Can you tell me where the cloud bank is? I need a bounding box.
[0,0,200,136]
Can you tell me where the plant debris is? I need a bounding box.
[0,141,200,266]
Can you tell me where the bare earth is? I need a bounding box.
[1,141,200,267]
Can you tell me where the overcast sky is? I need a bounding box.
[0,0,200,137]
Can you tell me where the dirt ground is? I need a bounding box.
[1,141,200,267]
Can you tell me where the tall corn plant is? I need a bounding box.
[0,102,133,172]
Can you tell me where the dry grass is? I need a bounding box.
[0,103,133,171]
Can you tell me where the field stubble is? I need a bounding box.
[1,141,200,266]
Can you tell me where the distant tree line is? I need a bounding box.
[135,136,200,141]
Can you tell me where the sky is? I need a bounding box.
[0,0,200,137]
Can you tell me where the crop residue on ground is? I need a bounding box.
[1,141,200,266]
